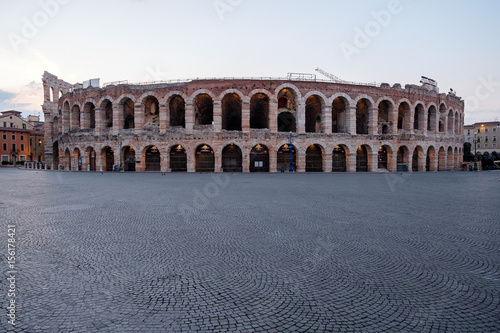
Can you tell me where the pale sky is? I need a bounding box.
[1,0,499,125]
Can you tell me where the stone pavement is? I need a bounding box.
[1,168,499,332]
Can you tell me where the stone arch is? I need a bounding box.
[412,145,424,172]
[356,144,371,172]
[428,105,437,132]
[250,92,270,129]
[447,146,454,169]
[122,145,136,172]
[438,147,446,171]
[398,101,411,132]
[250,144,270,172]
[83,100,96,129]
[71,104,81,130]
[277,143,297,172]
[275,83,302,107]
[195,144,215,172]
[332,144,349,172]
[99,98,113,128]
[414,103,425,130]
[165,92,187,128]
[101,146,115,172]
[426,146,437,171]
[377,99,394,134]
[142,95,160,129]
[378,145,393,170]
[438,103,447,133]
[447,109,455,135]
[454,111,460,135]
[85,146,97,171]
[397,145,410,167]
[331,95,349,133]
[221,143,243,172]
[305,95,325,133]
[355,97,373,135]
[169,144,187,172]
[143,145,161,171]
[193,92,214,126]
[117,96,135,130]
[305,143,324,172]
[221,93,242,131]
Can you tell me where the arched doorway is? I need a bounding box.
[64,148,71,170]
[145,146,161,172]
[305,96,323,133]
[52,142,59,169]
[397,146,409,171]
[356,146,368,172]
[250,144,269,172]
[332,146,346,172]
[222,144,242,172]
[222,94,242,131]
[87,147,96,171]
[103,147,114,171]
[123,146,136,172]
[250,94,269,129]
[426,146,436,172]
[196,144,215,172]
[438,147,446,171]
[73,148,82,171]
[170,145,187,172]
[306,144,323,172]
[378,146,388,170]
[277,144,296,172]
[412,148,420,172]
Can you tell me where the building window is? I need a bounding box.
[467,129,470,135]
[2,122,5,127]
[477,137,481,143]
[2,143,6,151]
[30,139,32,145]
[478,129,481,133]
[20,135,24,140]
[477,144,481,148]
[20,155,26,161]
[12,144,16,151]
[494,136,497,142]
[2,134,5,140]
[1,155,8,162]
[485,128,488,132]
[494,144,497,148]
[21,144,24,151]
[485,137,489,142]
[10,123,13,128]
[494,128,497,132]
[12,135,15,140]
[485,144,488,149]
[22,124,26,129]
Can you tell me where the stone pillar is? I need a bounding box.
[241,100,250,132]
[112,105,121,135]
[187,151,195,172]
[368,108,378,135]
[297,102,306,133]
[407,153,413,172]
[422,111,428,137]
[96,150,103,172]
[95,108,103,132]
[346,106,357,135]
[134,104,143,134]
[161,152,169,172]
[368,152,378,172]
[347,150,356,172]
[159,103,168,132]
[269,149,277,172]
[62,109,70,133]
[324,153,332,172]
[388,150,397,172]
[297,150,305,172]
[214,151,221,172]
[242,152,249,173]
[269,102,278,132]
[81,108,89,129]
[213,101,222,132]
[390,109,398,134]
[418,152,426,172]
[322,105,332,134]
[185,101,194,134]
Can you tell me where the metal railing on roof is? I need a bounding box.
[102,76,378,88]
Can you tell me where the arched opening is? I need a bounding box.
[277,88,297,111]
[306,144,323,172]
[103,147,114,172]
[196,144,215,172]
[73,148,82,171]
[378,100,392,134]
[332,146,346,172]
[447,146,454,169]
[71,105,81,130]
[356,99,370,134]
[50,87,54,101]
[414,104,424,130]
[195,94,213,126]
[447,110,454,135]
[412,147,420,172]
[123,146,136,172]
[64,148,71,170]
[222,144,242,172]
[305,96,323,133]
[250,93,269,129]
[52,142,59,169]
[170,145,187,172]
[222,94,242,131]
[439,104,447,133]
[378,146,389,169]
[397,146,409,171]
[426,147,436,171]
[101,99,113,128]
[438,147,446,171]
[84,102,96,129]
[332,97,347,133]
[427,106,436,132]
[277,144,296,172]
[143,96,160,128]
[122,98,135,129]
[169,95,185,128]
[455,112,460,135]
[145,146,161,171]
[398,102,410,132]
[356,146,368,172]
[87,147,96,171]
[278,112,296,132]
[250,144,269,172]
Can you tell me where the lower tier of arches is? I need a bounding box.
[52,138,463,173]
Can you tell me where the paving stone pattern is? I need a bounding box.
[1,169,499,332]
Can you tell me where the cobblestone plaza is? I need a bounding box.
[1,169,499,332]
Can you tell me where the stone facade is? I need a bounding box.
[42,71,465,173]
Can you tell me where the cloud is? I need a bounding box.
[0,89,16,103]
[0,82,43,119]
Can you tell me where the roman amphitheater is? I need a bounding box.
[41,71,464,173]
